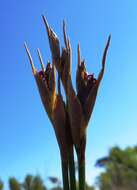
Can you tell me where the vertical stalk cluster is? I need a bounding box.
[25,15,111,190]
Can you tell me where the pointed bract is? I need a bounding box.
[97,35,111,85]
[63,20,68,48]
[24,42,37,75]
[83,35,111,125]
[37,48,45,72]
[42,15,60,64]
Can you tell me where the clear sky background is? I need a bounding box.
[0,0,137,189]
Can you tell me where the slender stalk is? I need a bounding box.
[61,158,70,190]
[58,72,61,96]
[76,136,86,190]
[68,145,76,190]
[64,102,76,190]
[78,157,85,190]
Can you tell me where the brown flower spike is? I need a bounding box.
[42,16,111,148]
[25,16,111,190]
[24,44,69,162]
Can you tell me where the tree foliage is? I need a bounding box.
[0,175,95,190]
[0,179,3,190]
[23,175,34,190]
[96,146,137,190]
[9,177,21,190]
[22,175,47,190]
[85,183,95,190]
[8,175,47,190]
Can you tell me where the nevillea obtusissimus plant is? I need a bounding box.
[24,16,111,190]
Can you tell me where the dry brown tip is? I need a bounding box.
[37,48,45,72]
[24,42,37,75]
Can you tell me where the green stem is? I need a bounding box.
[78,158,85,190]
[61,158,70,190]
[68,146,76,190]
[65,104,76,190]
[76,136,86,190]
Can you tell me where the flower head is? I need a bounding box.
[42,17,72,94]
[24,43,70,161]
[42,16,61,72]
[25,17,111,190]
[42,17,111,148]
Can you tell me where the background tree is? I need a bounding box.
[50,187,63,190]
[22,174,34,190]
[22,175,47,190]
[0,173,95,190]
[9,177,21,190]
[31,175,47,190]
[0,179,4,190]
[50,182,95,190]
[85,183,95,190]
[96,146,137,190]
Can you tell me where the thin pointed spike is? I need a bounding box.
[97,34,111,84]
[58,73,61,96]
[67,38,71,51]
[24,42,36,75]
[78,43,81,66]
[63,20,68,48]
[50,64,56,95]
[42,15,50,36]
[102,34,111,69]
[37,48,45,72]
[67,38,72,76]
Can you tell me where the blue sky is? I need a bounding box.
[0,0,137,189]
